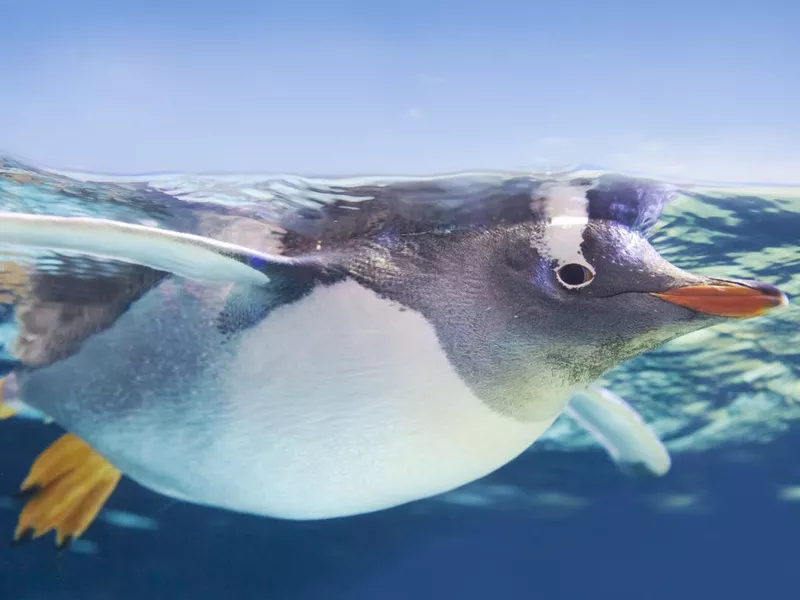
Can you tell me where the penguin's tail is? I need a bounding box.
[0,374,19,419]
[0,373,49,421]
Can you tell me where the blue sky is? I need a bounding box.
[2,0,798,181]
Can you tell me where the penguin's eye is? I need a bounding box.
[555,262,595,289]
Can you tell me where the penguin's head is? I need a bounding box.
[383,175,788,418]
[500,210,787,374]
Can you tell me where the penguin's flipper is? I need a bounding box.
[15,433,122,548]
[0,211,301,287]
[565,386,671,477]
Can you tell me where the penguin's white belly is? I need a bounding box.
[64,279,564,520]
[164,279,558,519]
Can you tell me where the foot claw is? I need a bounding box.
[11,527,33,547]
[56,535,73,552]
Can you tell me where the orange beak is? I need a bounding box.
[651,279,788,319]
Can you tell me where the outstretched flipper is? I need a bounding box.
[15,433,122,548]
[0,212,292,286]
[565,386,671,477]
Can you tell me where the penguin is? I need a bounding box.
[0,159,788,547]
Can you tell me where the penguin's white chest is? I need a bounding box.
[183,279,561,519]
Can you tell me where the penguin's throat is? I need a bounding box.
[469,367,586,423]
[447,337,620,423]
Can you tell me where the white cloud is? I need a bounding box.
[418,74,446,84]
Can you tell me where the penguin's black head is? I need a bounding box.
[498,215,786,374]
[377,175,788,419]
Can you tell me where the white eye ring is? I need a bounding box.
[554,262,596,289]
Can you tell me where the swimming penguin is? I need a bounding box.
[0,158,788,547]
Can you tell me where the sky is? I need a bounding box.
[1,0,799,182]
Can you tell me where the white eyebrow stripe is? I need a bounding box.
[531,183,592,268]
[550,215,590,227]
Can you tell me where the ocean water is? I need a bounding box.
[0,163,797,600]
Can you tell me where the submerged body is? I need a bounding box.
[19,277,561,519]
[0,157,788,542]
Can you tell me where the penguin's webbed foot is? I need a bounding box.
[14,433,122,548]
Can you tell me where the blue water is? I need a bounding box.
[1,419,798,599]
